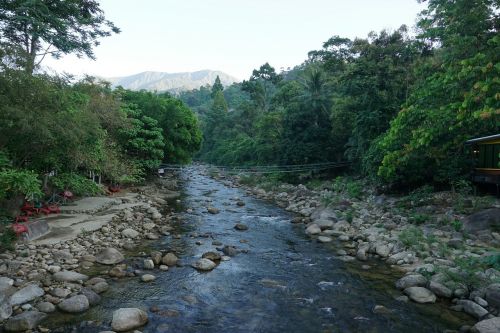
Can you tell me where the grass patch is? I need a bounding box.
[398,226,426,249]
[442,255,500,290]
[397,185,434,209]
[0,227,16,252]
[331,176,364,199]
[409,212,431,225]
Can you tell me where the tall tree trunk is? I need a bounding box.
[25,37,38,75]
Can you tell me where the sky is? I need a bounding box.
[43,0,426,81]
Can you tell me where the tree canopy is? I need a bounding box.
[182,0,499,187]
[0,0,119,73]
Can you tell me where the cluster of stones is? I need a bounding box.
[0,179,179,332]
[229,174,500,333]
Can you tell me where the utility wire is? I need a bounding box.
[159,161,350,174]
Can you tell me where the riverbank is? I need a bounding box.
[206,167,500,332]
[0,174,182,332]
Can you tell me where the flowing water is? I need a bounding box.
[48,168,472,332]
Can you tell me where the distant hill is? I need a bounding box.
[107,70,239,93]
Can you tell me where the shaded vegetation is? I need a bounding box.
[182,0,499,188]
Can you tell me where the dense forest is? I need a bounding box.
[0,0,499,204]
[180,0,499,187]
[0,1,201,204]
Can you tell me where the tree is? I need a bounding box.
[119,104,165,172]
[211,75,224,98]
[372,0,500,185]
[201,90,229,157]
[0,0,119,74]
[119,90,202,164]
[281,67,335,164]
[343,27,420,165]
[242,63,282,112]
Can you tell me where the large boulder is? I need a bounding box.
[305,224,321,235]
[404,287,436,303]
[375,243,391,257]
[96,248,125,265]
[161,253,178,266]
[207,207,219,214]
[472,317,500,333]
[464,208,500,234]
[10,284,45,306]
[485,283,500,309]
[310,207,338,222]
[4,311,47,332]
[192,258,216,271]
[428,281,452,298]
[458,300,489,319]
[395,274,427,290]
[58,295,89,313]
[315,219,334,230]
[202,252,221,261]
[121,228,139,239]
[80,288,101,306]
[53,270,89,282]
[0,293,12,320]
[387,251,414,265]
[36,302,56,313]
[0,277,14,292]
[108,265,127,278]
[91,281,109,294]
[111,308,148,332]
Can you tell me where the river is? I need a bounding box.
[48,167,471,332]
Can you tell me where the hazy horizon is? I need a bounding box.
[43,0,425,80]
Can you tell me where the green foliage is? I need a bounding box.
[0,227,16,252]
[331,176,364,199]
[0,169,42,199]
[0,150,10,170]
[371,0,500,185]
[50,173,102,196]
[409,212,431,225]
[211,75,224,98]
[0,0,119,73]
[119,90,202,164]
[482,254,500,271]
[452,219,463,232]
[443,256,496,290]
[398,226,426,249]
[119,104,165,172]
[397,185,434,208]
[344,209,354,223]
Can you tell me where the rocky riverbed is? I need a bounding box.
[209,168,500,333]
[1,167,498,332]
[0,175,183,332]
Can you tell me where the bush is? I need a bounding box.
[0,169,42,199]
[331,176,364,199]
[50,173,103,196]
[0,227,16,252]
[443,256,499,290]
[398,226,426,250]
[409,212,431,225]
[397,185,434,208]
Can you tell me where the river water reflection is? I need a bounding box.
[50,168,472,332]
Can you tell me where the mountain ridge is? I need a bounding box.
[107,69,239,93]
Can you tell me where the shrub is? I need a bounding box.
[0,169,42,199]
[0,227,16,252]
[331,176,364,199]
[442,257,497,290]
[51,173,102,196]
[409,212,431,225]
[397,185,434,208]
[452,220,463,232]
[398,226,425,249]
